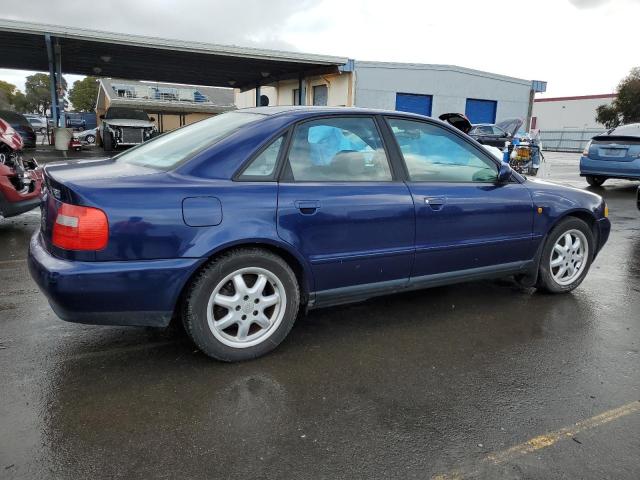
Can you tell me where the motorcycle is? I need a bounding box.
[0,117,43,218]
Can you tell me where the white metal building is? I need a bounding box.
[532,94,616,130]
[353,61,533,123]
[237,60,537,126]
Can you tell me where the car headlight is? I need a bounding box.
[582,140,592,156]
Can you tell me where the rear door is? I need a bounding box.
[276,116,415,296]
[384,117,535,278]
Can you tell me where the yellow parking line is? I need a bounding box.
[433,401,640,480]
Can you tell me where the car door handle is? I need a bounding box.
[295,200,320,215]
[424,196,446,210]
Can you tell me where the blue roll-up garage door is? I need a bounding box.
[395,93,432,116]
[465,99,497,124]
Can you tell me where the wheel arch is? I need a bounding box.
[171,239,313,324]
[545,208,600,260]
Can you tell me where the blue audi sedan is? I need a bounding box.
[29,107,610,361]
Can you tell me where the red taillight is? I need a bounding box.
[52,203,109,250]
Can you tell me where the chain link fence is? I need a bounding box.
[539,129,604,152]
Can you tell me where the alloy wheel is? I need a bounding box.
[550,229,589,286]
[206,267,286,348]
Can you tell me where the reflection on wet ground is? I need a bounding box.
[1,153,638,479]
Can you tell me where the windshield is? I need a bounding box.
[105,108,150,120]
[116,111,263,170]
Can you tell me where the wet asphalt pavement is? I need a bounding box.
[1,152,638,479]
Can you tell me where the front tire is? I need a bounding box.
[586,175,606,187]
[85,134,96,144]
[183,248,300,361]
[537,217,594,293]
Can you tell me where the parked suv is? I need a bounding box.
[99,107,156,152]
[29,107,610,361]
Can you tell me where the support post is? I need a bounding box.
[44,34,58,127]
[255,84,261,107]
[54,39,65,128]
[298,75,304,106]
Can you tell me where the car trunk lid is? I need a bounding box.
[40,159,163,253]
[588,135,640,162]
[438,113,472,133]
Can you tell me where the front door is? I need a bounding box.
[385,117,535,278]
[277,116,415,296]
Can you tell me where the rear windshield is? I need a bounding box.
[0,110,30,127]
[105,108,149,120]
[116,111,263,170]
[606,124,640,137]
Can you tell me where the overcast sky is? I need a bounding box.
[0,0,638,98]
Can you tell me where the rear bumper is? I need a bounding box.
[28,232,204,327]
[579,155,640,179]
[0,189,41,218]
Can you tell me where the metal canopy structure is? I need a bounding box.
[0,19,347,90]
[0,19,349,124]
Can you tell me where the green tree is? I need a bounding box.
[68,76,99,111]
[24,73,67,116]
[0,80,18,109]
[596,67,640,128]
[12,91,31,113]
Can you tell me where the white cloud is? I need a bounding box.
[0,0,638,98]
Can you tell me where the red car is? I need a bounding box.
[0,117,42,218]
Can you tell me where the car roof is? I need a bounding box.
[238,105,434,119]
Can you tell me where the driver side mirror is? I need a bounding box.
[497,163,513,183]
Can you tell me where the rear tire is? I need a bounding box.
[183,248,300,361]
[586,175,606,187]
[537,217,594,293]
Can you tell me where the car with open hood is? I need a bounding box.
[469,118,523,148]
[29,107,610,361]
[438,114,523,149]
[99,107,157,152]
[580,123,640,187]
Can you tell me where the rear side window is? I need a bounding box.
[116,112,262,170]
[388,118,498,183]
[287,117,392,182]
[238,135,284,179]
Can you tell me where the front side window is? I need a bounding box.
[387,118,498,183]
[287,117,392,182]
[239,135,284,179]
